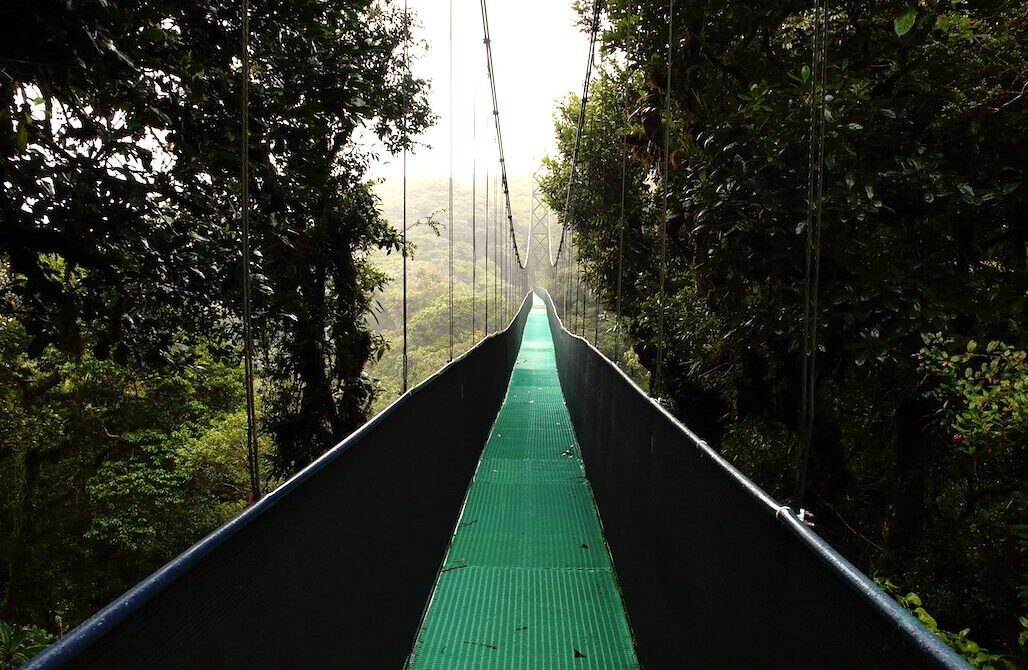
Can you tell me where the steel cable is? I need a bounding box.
[402,0,410,393]
[448,0,455,360]
[240,0,260,501]
[472,97,477,337]
[797,0,829,504]
[478,0,530,269]
[613,88,628,367]
[654,0,674,396]
[550,0,606,268]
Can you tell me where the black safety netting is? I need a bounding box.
[539,288,968,670]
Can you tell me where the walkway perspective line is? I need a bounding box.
[408,296,640,669]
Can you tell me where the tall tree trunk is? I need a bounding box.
[883,398,932,566]
[1012,210,1026,293]
[3,446,40,620]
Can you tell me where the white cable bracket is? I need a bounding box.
[798,508,815,527]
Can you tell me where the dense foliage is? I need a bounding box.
[1,0,428,649]
[542,0,1027,661]
[0,621,52,669]
[0,321,256,632]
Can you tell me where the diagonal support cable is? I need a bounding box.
[478,0,527,269]
[550,0,605,268]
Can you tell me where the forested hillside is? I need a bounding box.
[366,175,534,412]
[541,0,1027,664]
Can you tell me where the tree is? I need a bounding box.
[543,0,1027,658]
[1,0,431,639]
[1,0,431,471]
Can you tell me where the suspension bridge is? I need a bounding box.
[25,290,967,669]
[23,0,975,667]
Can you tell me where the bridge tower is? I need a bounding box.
[527,172,554,289]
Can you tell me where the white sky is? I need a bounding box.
[368,0,590,182]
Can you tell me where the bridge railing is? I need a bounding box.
[538,287,968,670]
[26,296,534,670]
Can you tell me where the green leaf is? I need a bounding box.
[913,607,938,631]
[895,7,917,36]
[801,65,811,83]
[16,123,27,152]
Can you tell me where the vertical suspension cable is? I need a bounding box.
[574,242,581,333]
[578,247,584,334]
[485,167,489,336]
[564,232,570,319]
[240,0,260,502]
[494,172,499,330]
[655,0,674,396]
[614,88,628,366]
[448,0,454,360]
[510,226,514,317]
[501,175,505,322]
[580,264,585,334]
[547,211,555,289]
[502,204,507,321]
[506,233,510,320]
[797,0,829,504]
[574,254,579,332]
[566,233,572,321]
[571,231,579,322]
[563,229,570,318]
[587,284,592,339]
[401,0,410,394]
[571,239,576,325]
[572,238,576,326]
[472,96,477,338]
[502,173,506,323]
[579,259,585,335]
[582,276,587,335]
[563,231,571,318]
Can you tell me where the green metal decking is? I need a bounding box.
[408,297,640,670]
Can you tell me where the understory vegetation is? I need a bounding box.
[541,0,1026,664]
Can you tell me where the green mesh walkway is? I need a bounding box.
[407,297,640,670]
